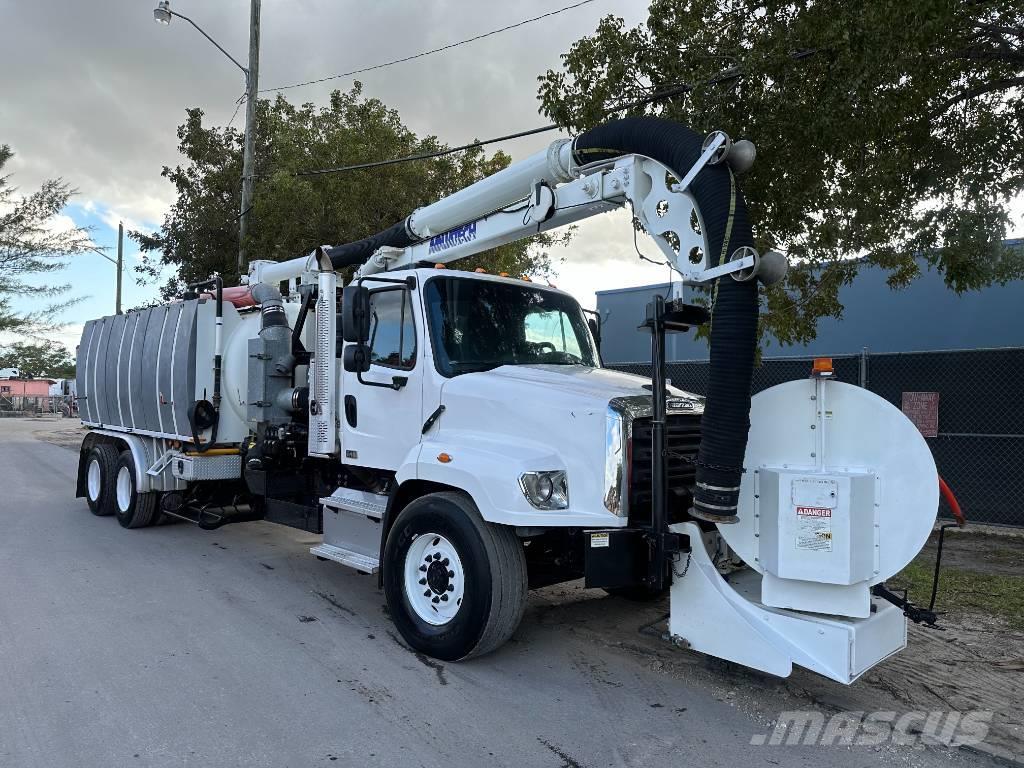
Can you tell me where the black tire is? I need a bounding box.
[84,444,119,517]
[383,492,527,662]
[603,585,669,602]
[113,450,159,529]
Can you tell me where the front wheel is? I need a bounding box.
[383,492,527,661]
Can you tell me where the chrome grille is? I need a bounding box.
[628,413,702,525]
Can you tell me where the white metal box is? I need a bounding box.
[757,469,876,617]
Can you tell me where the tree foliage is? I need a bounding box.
[135,84,568,299]
[0,340,75,378]
[0,146,91,336]
[538,0,1024,345]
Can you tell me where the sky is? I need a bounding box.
[3,0,1020,356]
[0,0,678,353]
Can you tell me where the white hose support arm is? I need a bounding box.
[406,139,576,240]
[355,151,754,283]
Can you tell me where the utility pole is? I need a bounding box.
[153,0,261,277]
[238,0,261,276]
[116,222,124,315]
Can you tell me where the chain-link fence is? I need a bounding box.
[0,395,75,418]
[609,347,1024,527]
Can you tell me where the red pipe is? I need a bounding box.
[202,285,256,308]
[938,476,966,527]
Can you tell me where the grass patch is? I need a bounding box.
[889,560,1024,630]
[988,547,1024,568]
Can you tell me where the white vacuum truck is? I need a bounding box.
[75,117,940,682]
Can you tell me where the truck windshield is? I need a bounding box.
[424,276,599,376]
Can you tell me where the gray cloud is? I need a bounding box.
[1,0,642,221]
[1,0,669,315]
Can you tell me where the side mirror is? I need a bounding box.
[587,316,602,350]
[342,284,371,343]
[343,342,371,373]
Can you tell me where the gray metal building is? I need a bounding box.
[596,239,1023,363]
[595,242,1024,527]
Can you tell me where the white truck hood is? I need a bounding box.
[446,364,700,409]
[432,364,702,526]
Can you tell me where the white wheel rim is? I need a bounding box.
[87,459,101,501]
[116,466,133,513]
[404,533,465,626]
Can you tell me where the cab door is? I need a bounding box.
[341,282,424,471]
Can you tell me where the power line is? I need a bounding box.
[288,49,820,179]
[294,124,561,177]
[290,83,696,178]
[226,92,246,128]
[259,0,600,94]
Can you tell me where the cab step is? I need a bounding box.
[314,487,387,574]
[320,487,387,519]
[310,543,380,574]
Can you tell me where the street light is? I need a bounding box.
[88,222,124,316]
[153,0,261,277]
[153,1,172,24]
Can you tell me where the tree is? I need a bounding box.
[538,0,1024,345]
[0,146,92,336]
[0,340,75,378]
[135,84,568,298]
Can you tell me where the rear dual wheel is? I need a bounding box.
[85,444,119,516]
[113,450,159,529]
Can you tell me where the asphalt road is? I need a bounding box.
[0,419,1003,768]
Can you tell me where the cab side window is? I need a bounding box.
[367,290,416,369]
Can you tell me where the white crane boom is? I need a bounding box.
[247,132,775,289]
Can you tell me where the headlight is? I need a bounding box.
[604,407,627,516]
[519,471,568,510]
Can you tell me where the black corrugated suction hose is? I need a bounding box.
[573,117,759,522]
[325,221,417,270]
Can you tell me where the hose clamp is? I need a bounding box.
[696,481,741,493]
[690,503,740,524]
[693,500,739,512]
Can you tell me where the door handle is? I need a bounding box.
[344,395,357,427]
[421,404,445,434]
[356,371,408,391]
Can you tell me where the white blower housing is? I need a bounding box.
[670,377,938,683]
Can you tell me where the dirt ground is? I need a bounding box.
[533,571,1023,765]
[919,529,1024,578]
[25,414,87,450]
[544,526,1024,765]
[24,417,1024,764]
[878,529,1024,763]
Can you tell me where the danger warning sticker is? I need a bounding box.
[796,506,833,551]
[796,506,832,518]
